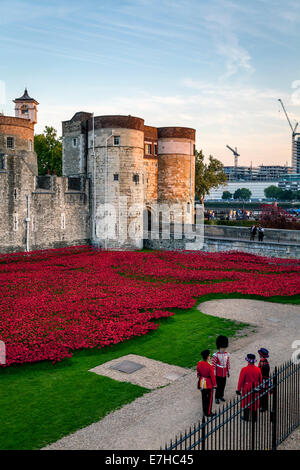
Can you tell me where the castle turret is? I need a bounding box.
[157,126,195,223]
[89,115,145,249]
[13,88,39,125]
[63,113,145,249]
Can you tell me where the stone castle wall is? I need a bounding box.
[62,114,196,250]
[1,109,196,253]
[144,224,300,259]
[0,157,90,253]
[0,114,90,254]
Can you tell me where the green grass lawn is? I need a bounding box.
[0,293,299,450]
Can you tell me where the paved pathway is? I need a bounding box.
[44,299,300,450]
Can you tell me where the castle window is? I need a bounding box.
[68,177,81,191]
[0,153,5,170]
[21,105,29,118]
[113,173,119,181]
[13,214,18,232]
[7,137,14,149]
[146,144,152,154]
[61,213,66,230]
[113,136,120,146]
[14,189,17,200]
[133,174,139,184]
[154,144,158,155]
[72,138,78,148]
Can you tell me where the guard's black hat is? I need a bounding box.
[245,353,256,364]
[216,335,229,349]
[201,349,210,360]
[258,348,269,358]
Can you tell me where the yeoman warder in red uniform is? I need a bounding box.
[236,353,262,421]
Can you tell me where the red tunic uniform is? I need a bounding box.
[237,364,262,410]
[258,358,270,382]
[197,361,217,389]
[197,361,217,416]
[212,351,230,377]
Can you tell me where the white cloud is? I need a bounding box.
[33,78,299,168]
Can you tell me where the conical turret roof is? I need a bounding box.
[13,88,39,104]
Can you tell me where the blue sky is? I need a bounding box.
[0,0,300,166]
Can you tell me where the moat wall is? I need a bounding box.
[144,224,300,259]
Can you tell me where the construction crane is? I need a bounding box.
[226,145,240,169]
[278,98,300,170]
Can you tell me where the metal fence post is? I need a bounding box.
[164,362,299,451]
[251,383,256,450]
[271,366,278,450]
[201,416,205,451]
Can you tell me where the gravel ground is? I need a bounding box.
[89,354,189,389]
[44,299,300,450]
[278,427,300,450]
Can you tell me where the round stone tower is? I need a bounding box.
[87,115,145,250]
[0,115,37,174]
[157,126,196,224]
[0,115,34,152]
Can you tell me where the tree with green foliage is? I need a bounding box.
[233,188,252,201]
[264,185,300,201]
[222,190,232,200]
[281,189,295,201]
[195,150,227,204]
[34,126,62,176]
[264,185,283,200]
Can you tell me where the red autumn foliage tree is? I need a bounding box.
[259,204,300,230]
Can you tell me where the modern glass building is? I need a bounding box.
[278,173,300,191]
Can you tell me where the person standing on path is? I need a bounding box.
[250,224,257,241]
[258,225,265,242]
[197,350,217,418]
[236,354,262,422]
[212,335,230,404]
[258,348,270,412]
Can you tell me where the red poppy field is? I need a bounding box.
[0,246,299,367]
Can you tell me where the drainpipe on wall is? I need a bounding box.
[25,194,30,252]
[190,145,193,224]
[104,131,114,250]
[92,113,96,241]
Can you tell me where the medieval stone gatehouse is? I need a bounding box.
[0,90,195,253]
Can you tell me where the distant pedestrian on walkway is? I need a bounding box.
[258,225,265,242]
[212,335,230,404]
[236,354,262,422]
[197,349,217,418]
[250,225,257,241]
[258,348,270,412]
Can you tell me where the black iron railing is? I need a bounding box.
[165,360,300,450]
